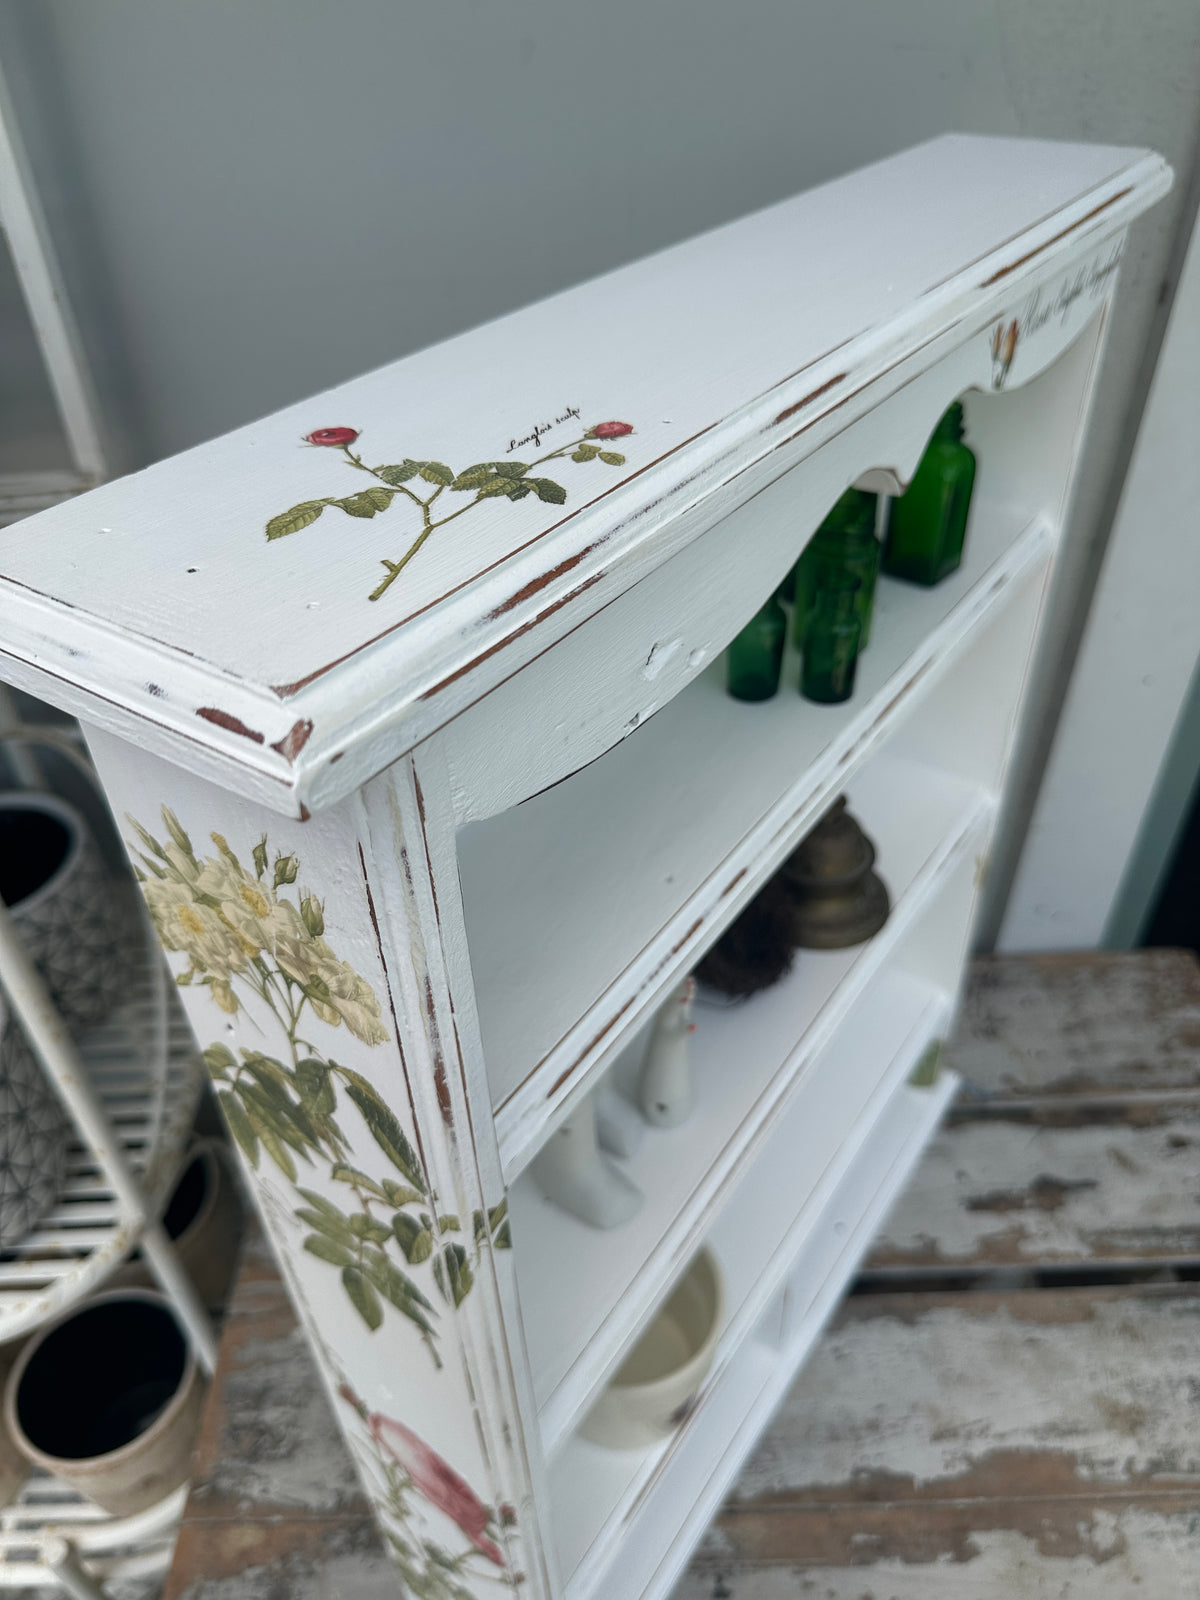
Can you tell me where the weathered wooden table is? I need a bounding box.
[166,949,1200,1599]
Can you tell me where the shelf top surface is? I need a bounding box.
[0,134,1168,810]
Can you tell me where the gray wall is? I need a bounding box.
[3,0,1200,937]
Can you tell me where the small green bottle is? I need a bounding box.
[801,580,862,705]
[727,595,787,702]
[793,490,880,651]
[884,401,977,586]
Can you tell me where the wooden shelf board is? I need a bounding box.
[459,504,1047,1176]
[552,1063,960,1600]
[512,748,985,1447]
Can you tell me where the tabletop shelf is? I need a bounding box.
[461,498,1049,1179]
[0,134,1168,1600]
[513,745,989,1449]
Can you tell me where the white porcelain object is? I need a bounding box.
[594,1079,646,1161]
[5,1289,209,1516]
[0,792,134,1030]
[581,1249,724,1450]
[531,1097,643,1229]
[637,975,697,1129]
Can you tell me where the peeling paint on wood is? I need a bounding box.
[195,707,265,744]
[269,718,314,762]
[683,1285,1200,1593]
[867,1103,1200,1270]
[946,949,1200,1100]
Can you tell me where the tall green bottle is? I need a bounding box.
[801,580,862,705]
[793,490,880,651]
[883,401,976,585]
[727,595,787,702]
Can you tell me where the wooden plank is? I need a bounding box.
[866,1101,1200,1272]
[946,949,1200,1101]
[676,1285,1200,1598]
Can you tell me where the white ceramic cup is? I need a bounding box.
[580,1249,724,1450]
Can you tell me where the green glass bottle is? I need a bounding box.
[883,401,977,586]
[793,490,880,651]
[801,580,862,705]
[727,595,787,702]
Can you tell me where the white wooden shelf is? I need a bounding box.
[0,134,1169,1600]
[515,751,988,1447]
[461,505,1049,1177]
[552,1053,961,1600]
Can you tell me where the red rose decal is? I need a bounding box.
[366,1407,505,1565]
[304,427,360,447]
[589,420,634,439]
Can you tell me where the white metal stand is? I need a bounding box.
[0,726,210,1595]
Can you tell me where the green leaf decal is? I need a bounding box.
[303,1233,355,1269]
[375,462,419,485]
[266,501,326,540]
[163,809,195,859]
[361,1250,437,1337]
[598,451,625,466]
[295,1205,357,1245]
[330,1164,389,1200]
[475,477,516,499]
[295,1057,335,1117]
[273,853,299,888]
[451,464,492,490]
[531,477,566,504]
[343,1265,383,1331]
[252,838,269,879]
[203,1043,236,1080]
[240,1080,316,1155]
[296,1186,345,1220]
[341,1073,426,1192]
[419,461,453,486]
[347,1213,392,1244]
[434,1243,474,1307]
[336,488,394,518]
[219,1091,258,1167]
[571,444,599,462]
[474,1200,512,1250]
[493,461,529,478]
[382,1180,424,1207]
[254,1120,297,1181]
[393,1212,434,1263]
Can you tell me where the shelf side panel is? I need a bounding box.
[83,727,555,1600]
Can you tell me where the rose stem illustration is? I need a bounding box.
[266,421,636,601]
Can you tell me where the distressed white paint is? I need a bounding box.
[872,1109,1200,1268]
[0,141,1172,1600]
[1002,205,1200,951]
[678,1517,1200,1600]
[726,1289,1200,1495]
[0,137,1169,815]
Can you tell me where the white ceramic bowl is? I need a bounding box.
[580,1249,724,1450]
